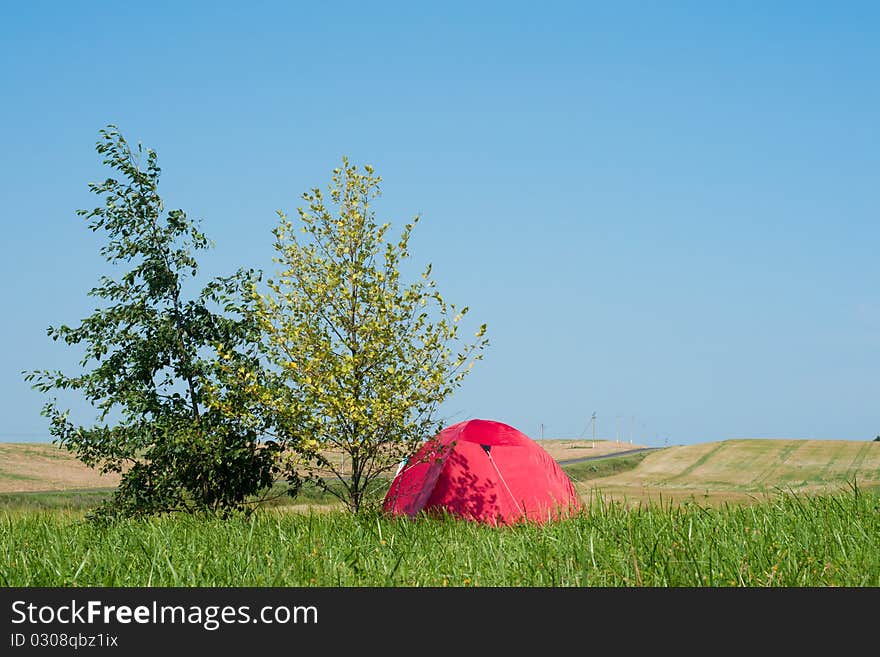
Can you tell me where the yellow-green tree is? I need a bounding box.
[252,158,488,513]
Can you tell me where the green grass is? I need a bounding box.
[0,479,360,514]
[3,446,877,587]
[248,479,366,508]
[562,453,650,481]
[2,486,877,587]
[0,488,115,512]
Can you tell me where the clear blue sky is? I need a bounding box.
[2,1,878,445]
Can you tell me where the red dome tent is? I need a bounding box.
[382,418,582,525]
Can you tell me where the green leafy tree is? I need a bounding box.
[24,126,278,520]
[243,157,488,513]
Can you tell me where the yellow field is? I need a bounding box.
[2,438,878,510]
[0,442,121,493]
[0,439,641,494]
[578,438,880,508]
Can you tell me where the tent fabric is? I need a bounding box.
[382,418,582,526]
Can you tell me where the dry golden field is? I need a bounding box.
[0,442,122,493]
[575,438,880,508]
[0,438,637,494]
[2,438,878,510]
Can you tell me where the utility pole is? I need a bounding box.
[591,412,597,448]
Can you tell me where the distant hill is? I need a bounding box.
[0,442,121,493]
[0,438,640,494]
[3,438,878,510]
[575,438,880,507]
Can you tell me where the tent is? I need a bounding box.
[382,418,582,525]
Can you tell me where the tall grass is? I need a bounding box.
[2,486,877,587]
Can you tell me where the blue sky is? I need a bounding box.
[1,1,878,445]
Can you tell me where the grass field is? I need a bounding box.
[2,437,878,586]
[2,487,877,586]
